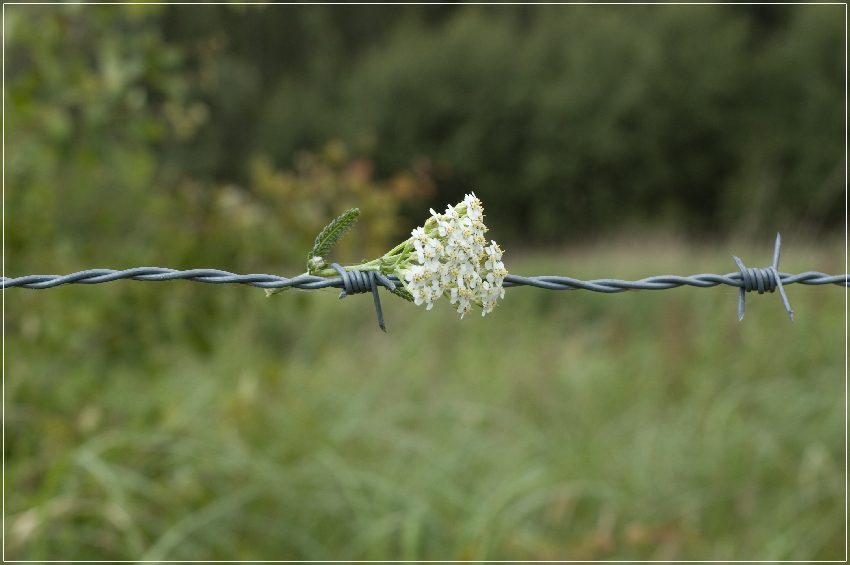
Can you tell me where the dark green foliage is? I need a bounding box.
[321,5,843,240]
[307,208,361,273]
[250,5,843,241]
[11,4,839,246]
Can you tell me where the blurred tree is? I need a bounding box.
[5,3,843,268]
[6,4,200,272]
[159,4,460,183]
[325,4,843,240]
[11,3,835,246]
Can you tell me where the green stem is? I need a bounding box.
[385,237,414,257]
[311,237,416,280]
[311,264,377,278]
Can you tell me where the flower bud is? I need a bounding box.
[309,256,327,271]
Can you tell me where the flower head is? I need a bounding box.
[399,193,506,318]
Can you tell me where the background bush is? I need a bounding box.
[10,4,842,250]
[254,4,844,240]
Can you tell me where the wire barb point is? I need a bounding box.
[733,233,795,323]
[331,263,389,332]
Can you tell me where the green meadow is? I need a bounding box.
[6,236,844,561]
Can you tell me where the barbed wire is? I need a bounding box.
[3,267,845,292]
[3,234,847,330]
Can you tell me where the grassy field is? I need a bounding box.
[5,235,845,561]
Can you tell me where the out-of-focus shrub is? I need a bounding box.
[179,141,434,273]
[257,5,842,241]
[5,5,425,360]
[729,5,845,234]
[5,4,201,273]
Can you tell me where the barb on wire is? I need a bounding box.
[733,233,794,322]
[330,262,395,333]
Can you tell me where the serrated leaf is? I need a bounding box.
[307,208,360,272]
[389,286,415,303]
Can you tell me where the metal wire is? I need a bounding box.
[3,233,847,329]
[2,267,845,291]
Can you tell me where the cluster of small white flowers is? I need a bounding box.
[401,193,507,318]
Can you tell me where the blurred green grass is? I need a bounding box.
[5,235,845,560]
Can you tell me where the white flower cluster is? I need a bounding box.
[401,193,507,318]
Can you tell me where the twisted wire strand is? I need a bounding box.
[2,267,846,291]
[5,233,843,331]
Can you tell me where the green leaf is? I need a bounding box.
[389,285,415,303]
[307,208,360,273]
